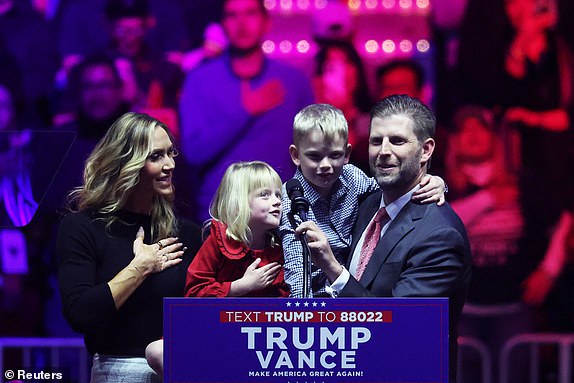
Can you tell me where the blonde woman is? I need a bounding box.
[57,112,201,382]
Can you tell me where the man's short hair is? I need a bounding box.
[293,104,348,146]
[370,94,435,142]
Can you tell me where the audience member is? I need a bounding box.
[58,112,202,382]
[179,0,314,220]
[57,0,187,66]
[0,0,59,126]
[530,206,574,333]
[313,40,372,172]
[294,95,471,383]
[48,55,133,214]
[446,105,531,383]
[103,0,183,110]
[500,0,574,307]
[58,55,131,139]
[178,1,227,72]
[376,59,426,101]
[455,0,513,111]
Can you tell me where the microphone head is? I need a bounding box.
[286,178,309,217]
[286,178,304,200]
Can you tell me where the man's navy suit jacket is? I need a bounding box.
[342,190,472,382]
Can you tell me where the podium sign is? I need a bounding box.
[164,297,448,383]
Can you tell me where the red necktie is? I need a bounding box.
[355,207,389,280]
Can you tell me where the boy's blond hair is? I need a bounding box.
[292,104,348,146]
[209,161,282,247]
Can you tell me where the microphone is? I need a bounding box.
[286,178,312,298]
[286,178,310,221]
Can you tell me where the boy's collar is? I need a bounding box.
[294,168,346,205]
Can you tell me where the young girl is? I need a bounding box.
[185,160,290,297]
[145,161,289,375]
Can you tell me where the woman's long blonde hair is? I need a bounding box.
[67,112,176,241]
[209,161,282,247]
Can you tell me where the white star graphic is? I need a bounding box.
[321,301,327,307]
[286,302,291,307]
[295,302,300,307]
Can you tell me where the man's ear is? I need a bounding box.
[420,138,435,165]
[289,144,301,167]
[344,143,352,165]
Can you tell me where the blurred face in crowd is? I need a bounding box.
[112,17,147,57]
[0,85,13,130]
[222,0,268,53]
[289,130,351,198]
[378,67,421,100]
[319,47,359,108]
[504,0,555,31]
[80,64,123,121]
[455,116,496,163]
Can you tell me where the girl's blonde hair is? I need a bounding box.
[209,161,282,247]
[67,112,176,241]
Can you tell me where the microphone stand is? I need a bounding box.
[300,232,312,299]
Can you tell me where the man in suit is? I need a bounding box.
[296,94,471,382]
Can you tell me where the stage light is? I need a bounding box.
[262,40,276,54]
[365,0,378,9]
[264,0,277,10]
[296,40,311,54]
[280,0,293,10]
[399,39,413,52]
[416,39,430,53]
[382,0,395,9]
[382,39,396,53]
[399,0,412,9]
[348,0,361,10]
[365,40,379,53]
[416,0,429,9]
[279,40,293,53]
[297,0,310,10]
[314,0,328,9]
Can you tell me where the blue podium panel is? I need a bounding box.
[164,297,448,383]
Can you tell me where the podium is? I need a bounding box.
[164,297,448,382]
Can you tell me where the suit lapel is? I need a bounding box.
[358,201,426,287]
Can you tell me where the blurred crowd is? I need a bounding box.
[1,0,573,381]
